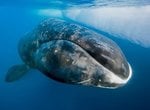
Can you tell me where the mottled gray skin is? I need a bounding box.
[18,18,130,88]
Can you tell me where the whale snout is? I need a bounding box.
[96,63,132,88]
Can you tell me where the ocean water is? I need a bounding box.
[0,0,150,110]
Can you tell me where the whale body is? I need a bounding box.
[5,18,132,89]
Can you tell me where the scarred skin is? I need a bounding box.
[18,18,131,88]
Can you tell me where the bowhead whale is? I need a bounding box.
[5,18,132,89]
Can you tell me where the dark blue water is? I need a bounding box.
[0,1,150,110]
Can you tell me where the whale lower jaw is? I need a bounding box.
[35,39,132,89]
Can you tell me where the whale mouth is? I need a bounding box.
[98,63,132,89]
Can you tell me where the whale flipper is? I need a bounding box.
[5,64,30,82]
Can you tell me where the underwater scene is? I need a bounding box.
[0,0,150,110]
